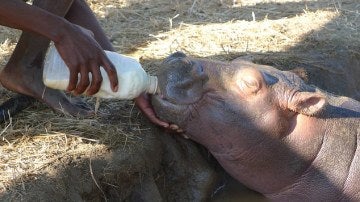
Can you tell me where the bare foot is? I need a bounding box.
[0,33,93,117]
[0,62,93,117]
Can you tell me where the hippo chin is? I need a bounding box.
[152,52,360,201]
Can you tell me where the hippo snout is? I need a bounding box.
[152,52,211,126]
[162,52,207,82]
[156,52,208,105]
[163,51,187,64]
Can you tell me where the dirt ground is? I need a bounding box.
[0,0,359,201]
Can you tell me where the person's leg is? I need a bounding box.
[0,0,93,118]
[65,0,114,51]
[66,0,170,128]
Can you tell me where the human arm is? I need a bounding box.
[0,0,118,95]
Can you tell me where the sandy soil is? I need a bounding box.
[0,0,359,201]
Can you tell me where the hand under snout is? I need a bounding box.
[135,93,184,133]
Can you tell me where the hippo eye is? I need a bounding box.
[263,72,278,85]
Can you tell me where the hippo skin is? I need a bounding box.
[152,52,360,201]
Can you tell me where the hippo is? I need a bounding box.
[152,52,360,201]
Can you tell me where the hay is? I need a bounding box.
[0,0,359,193]
[0,98,146,190]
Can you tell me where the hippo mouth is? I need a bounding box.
[151,52,208,125]
[151,91,192,126]
[151,80,205,125]
[152,93,188,109]
[153,81,205,106]
[154,52,208,105]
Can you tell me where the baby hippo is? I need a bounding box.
[152,52,360,201]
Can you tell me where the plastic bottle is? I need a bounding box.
[43,44,158,99]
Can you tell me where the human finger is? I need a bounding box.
[73,65,90,95]
[101,54,118,92]
[134,94,169,128]
[67,68,79,92]
[143,107,169,128]
[169,124,184,133]
[86,63,103,95]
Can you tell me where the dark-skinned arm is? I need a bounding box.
[0,0,118,95]
[0,0,176,129]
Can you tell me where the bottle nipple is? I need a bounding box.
[147,76,159,94]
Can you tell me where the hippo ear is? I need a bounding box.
[287,91,327,116]
[235,68,265,96]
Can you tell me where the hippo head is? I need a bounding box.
[152,52,326,139]
[152,52,330,193]
[152,53,360,200]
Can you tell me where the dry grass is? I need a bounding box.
[0,0,359,194]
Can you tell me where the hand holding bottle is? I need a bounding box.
[44,42,181,130]
[54,24,118,95]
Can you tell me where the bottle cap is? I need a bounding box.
[147,76,159,94]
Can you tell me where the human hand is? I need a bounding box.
[135,93,183,133]
[54,24,118,95]
[134,93,169,127]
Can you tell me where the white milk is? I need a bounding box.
[43,44,158,99]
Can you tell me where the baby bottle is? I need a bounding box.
[43,44,158,99]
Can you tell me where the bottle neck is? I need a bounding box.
[146,75,159,94]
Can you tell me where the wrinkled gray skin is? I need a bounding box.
[152,52,360,201]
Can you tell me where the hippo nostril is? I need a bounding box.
[191,63,207,80]
[198,64,204,73]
